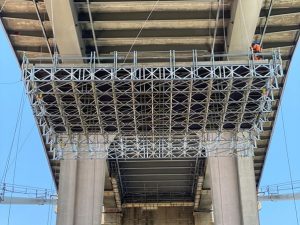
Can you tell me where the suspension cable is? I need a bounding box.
[259,0,274,46]
[0,81,21,85]
[237,0,252,46]
[281,107,300,225]
[7,125,35,172]
[6,90,25,225]
[50,0,58,56]
[32,0,53,57]
[86,0,99,59]
[211,0,221,54]
[122,0,160,63]
[222,0,228,55]
[1,91,25,184]
[0,0,8,13]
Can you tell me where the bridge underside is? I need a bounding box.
[0,0,299,224]
[23,51,282,208]
[1,0,299,187]
[0,0,298,67]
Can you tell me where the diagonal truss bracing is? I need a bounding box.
[22,50,283,159]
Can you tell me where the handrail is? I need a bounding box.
[22,50,282,67]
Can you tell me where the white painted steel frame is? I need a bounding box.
[22,50,283,160]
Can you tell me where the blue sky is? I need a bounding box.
[0,25,299,224]
[0,25,56,224]
[258,40,300,224]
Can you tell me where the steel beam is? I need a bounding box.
[258,193,300,202]
[2,192,299,206]
[0,197,57,205]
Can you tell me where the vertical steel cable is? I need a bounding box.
[122,0,160,63]
[222,0,228,55]
[259,0,274,46]
[86,0,99,59]
[6,91,25,225]
[0,0,8,13]
[1,91,25,184]
[211,0,222,53]
[50,0,58,56]
[280,107,300,225]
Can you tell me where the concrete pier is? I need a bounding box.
[57,159,106,225]
[209,157,242,225]
[56,160,77,225]
[208,156,259,225]
[237,157,260,225]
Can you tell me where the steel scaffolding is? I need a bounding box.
[22,50,283,159]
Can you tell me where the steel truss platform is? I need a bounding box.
[22,50,283,159]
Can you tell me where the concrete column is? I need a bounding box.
[207,132,259,225]
[237,157,260,225]
[208,157,242,225]
[208,157,260,225]
[227,0,263,54]
[57,159,106,225]
[225,0,262,223]
[56,135,116,225]
[44,0,84,57]
[56,160,77,225]
[74,159,106,225]
[194,212,213,225]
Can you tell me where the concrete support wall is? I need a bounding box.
[122,207,194,225]
[237,157,260,225]
[208,156,259,225]
[56,160,77,225]
[57,159,106,225]
[208,157,242,225]
[225,0,262,215]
